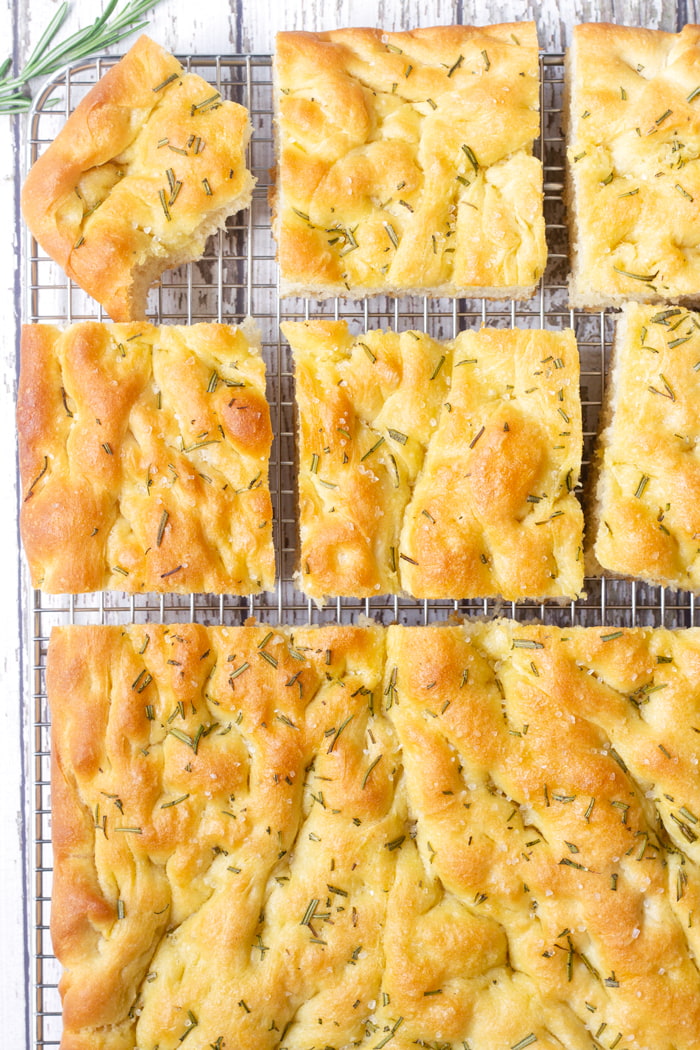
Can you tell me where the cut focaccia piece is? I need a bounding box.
[274,24,546,299]
[566,23,700,307]
[399,327,584,600]
[591,302,700,591]
[48,622,399,1050]
[385,620,700,1050]
[285,321,583,601]
[18,319,274,594]
[22,35,255,321]
[284,319,448,599]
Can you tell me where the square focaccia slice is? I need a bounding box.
[47,622,398,1050]
[591,302,700,591]
[285,321,583,601]
[567,23,700,307]
[18,320,274,594]
[274,25,546,299]
[385,620,700,1050]
[21,35,254,321]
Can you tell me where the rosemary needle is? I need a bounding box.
[0,0,164,115]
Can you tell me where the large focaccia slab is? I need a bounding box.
[48,621,700,1050]
[22,35,255,321]
[567,23,700,307]
[18,320,274,594]
[591,302,700,592]
[285,320,583,601]
[274,25,546,300]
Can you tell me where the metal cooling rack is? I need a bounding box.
[22,51,699,1050]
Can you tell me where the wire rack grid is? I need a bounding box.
[21,51,700,1049]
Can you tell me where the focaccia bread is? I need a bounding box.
[274,25,546,300]
[21,35,255,322]
[48,620,700,1050]
[284,320,583,601]
[566,23,700,307]
[18,320,274,594]
[591,302,700,591]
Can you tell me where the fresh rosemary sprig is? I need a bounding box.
[0,0,163,115]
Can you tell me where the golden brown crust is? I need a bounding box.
[18,320,274,594]
[385,621,700,1050]
[274,25,546,299]
[591,303,700,590]
[49,621,700,1050]
[48,622,398,1050]
[284,320,584,601]
[567,23,700,307]
[21,36,254,322]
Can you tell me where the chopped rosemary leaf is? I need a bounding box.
[635,474,649,498]
[202,177,213,196]
[469,425,485,449]
[361,436,385,461]
[430,355,446,380]
[656,108,672,124]
[601,631,623,641]
[191,92,221,113]
[153,72,179,92]
[688,86,700,103]
[276,712,298,729]
[362,754,383,788]
[513,639,544,650]
[481,49,490,70]
[117,899,125,919]
[462,143,479,173]
[511,1037,537,1050]
[447,54,464,77]
[300,898,319,925]
[328,714,353,753]
[388,428,408,444]
[384,221,399,248]
[258,650,278,668]
[229,661,250,681]
[359,341,376,363]
[156,509,169,547]
[161,793,189,809]
[158,188,171,221]
[675,184,694,202]
[613,265,658,283]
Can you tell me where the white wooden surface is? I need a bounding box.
[0,0,690,1045]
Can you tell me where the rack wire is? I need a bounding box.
[22,51,699,1049]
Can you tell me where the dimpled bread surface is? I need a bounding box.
[18,320,274,594]
[285,320,583,601]
[274,25,546,300]
[48,621,700,1050]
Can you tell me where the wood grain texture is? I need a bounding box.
[0,0,690,1047]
